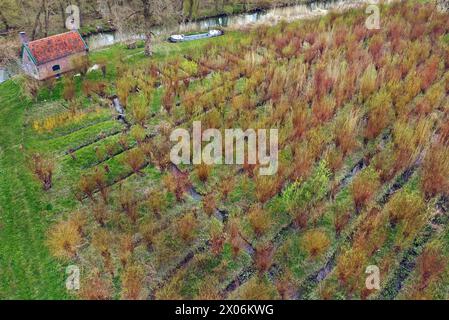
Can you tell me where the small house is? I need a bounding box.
[19,30,89,80]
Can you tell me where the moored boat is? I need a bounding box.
[168,29,224,43]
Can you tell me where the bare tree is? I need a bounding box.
[0,11,10,31]
[0,0,20,31]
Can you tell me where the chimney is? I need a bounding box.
[19,32,29,45]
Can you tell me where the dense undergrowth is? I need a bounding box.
[1,0,448,299]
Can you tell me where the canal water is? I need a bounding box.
[0,68,9,84]
[86,0,373,50]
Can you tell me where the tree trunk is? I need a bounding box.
[178,0,185,23]
[59,1,66,29]
[44,0,49,37]
[144,32,153,56]
[106,0,113,15]
[188,0,194,20]
[31,2,44,40]
[215,0,219,14]
[141,0,152,56]
[76,0,82,27]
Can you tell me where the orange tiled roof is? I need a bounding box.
[27,31,88,65]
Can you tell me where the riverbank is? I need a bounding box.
[0,0,333,79]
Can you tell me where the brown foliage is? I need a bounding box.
[82,80,106,97]
[118,233,135,268]
[290,143,314,180]
[364,90,393,140]
[23,77,40,100]
[118,134,129,150]
[248,205,271,237]
[420,56,439,91]
[439,119,449,145]
[336,247,367,294]
[228,220,242,258]
[210,220,225,256]
[202,193,217,217]
[78,174,96,202]
[71,55,90,76]
[385,190,425,226]
[275,272,296,300]
[325,147,344,174]
[147,131,172,170]
[421,143,449,197]
[373,146,397,183]
[92,202,108,226]
[121,264,145,300]
[350,167,380,210]
[147,190,168,218]
[47,219,82,260]
[313,65,334,97]
[353,207,387,255]
[416,243,446,290]
[177,211,198,242]
[119,188,139,224]
[333,202,352,237]
[312,96,335,125]
[236,277,278,300]
[93,234,114,276]
[302,229,330,258]
[196,277,221,300]
[255,176,279,204]
[62,77,76,101]
[196,163,211,183]
[79,274,113,300]
[92,168,108,202]
[162,87,175,114]
[291,102,310,139]
[334,111,359,156]
[163,172,189,202]
[123,148,146,175]
[254,243,274,275]
[219,178,234,201]
[139,220,156,248]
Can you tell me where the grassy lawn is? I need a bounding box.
[0,80,68,299]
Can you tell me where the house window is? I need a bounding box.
[52,65,61,72]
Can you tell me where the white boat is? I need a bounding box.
[168,29,224,43]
